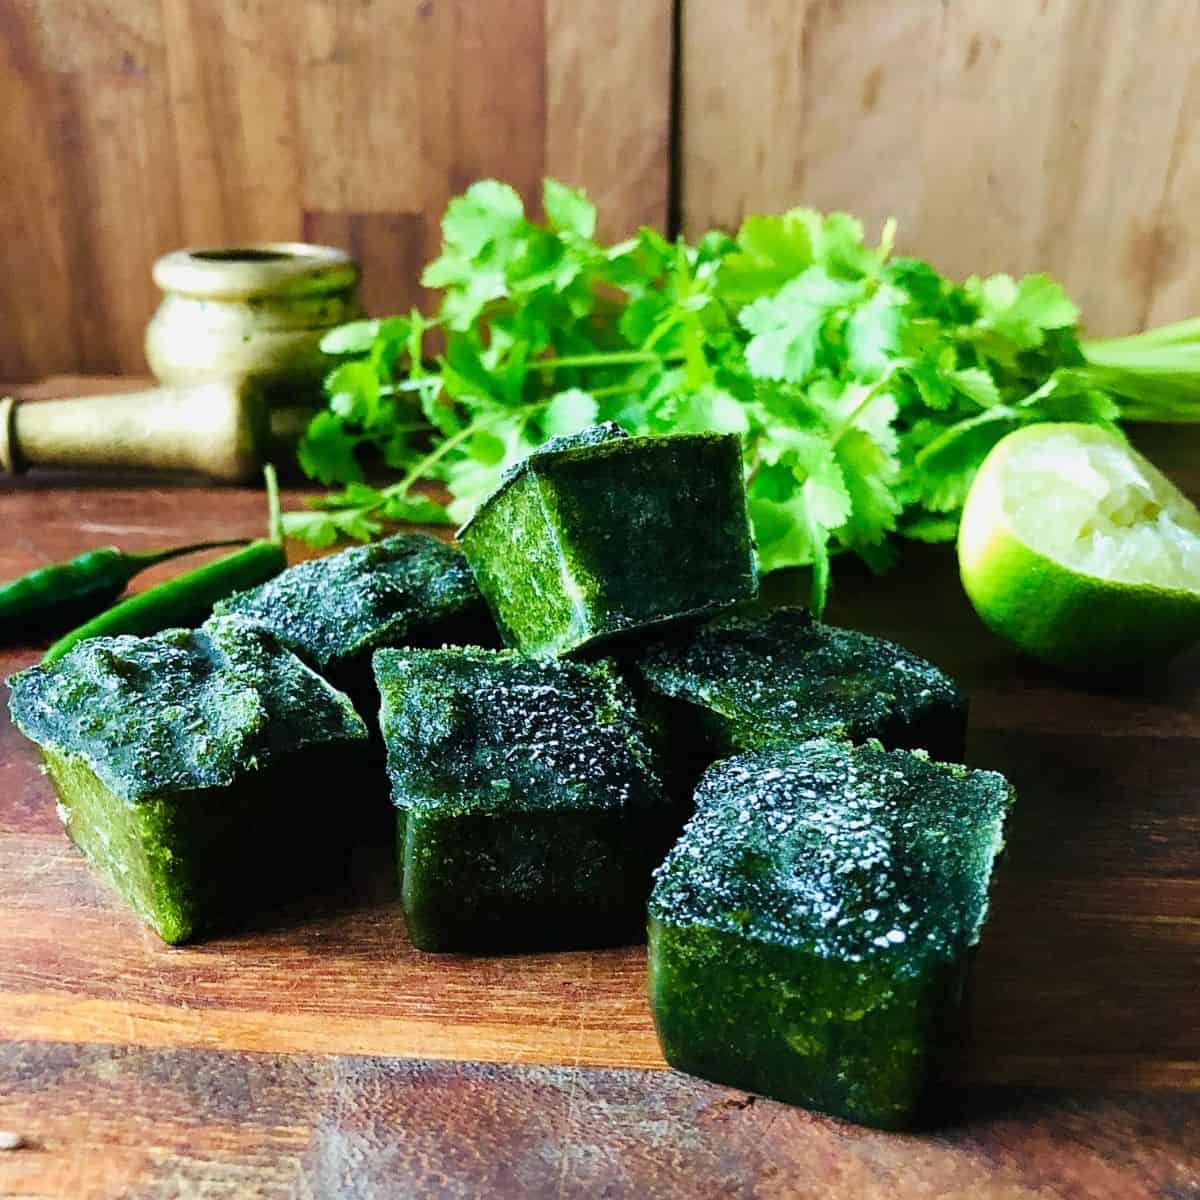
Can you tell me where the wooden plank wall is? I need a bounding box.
[4,0,1199,381]
[0,0,673,380]
[681,0,1200,337]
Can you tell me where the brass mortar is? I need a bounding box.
[1,243,360,483]
[145,242,364,403]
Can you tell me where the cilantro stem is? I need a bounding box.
[386,420,488,498]
[381,400,546,504]
[537,351,661,371]
[830,370,899,445]
[589,383,643,399]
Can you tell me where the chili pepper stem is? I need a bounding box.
[42,540,287,664]
[38,468,288,664]
[264,464,282,546]
[125,539,251,569]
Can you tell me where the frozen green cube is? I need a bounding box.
[213,532,492,717]
[8,616,369,944]
[636,607,967,794]
[458,423,758,657]
[375,646,674,952]
[647,738,1013,1128]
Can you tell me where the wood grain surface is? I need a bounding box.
[681,0,1200,336]
[10,0,1200,384]
[0,0,672,380]
[3,1044,1200,1200]
[1,383,1199,1196]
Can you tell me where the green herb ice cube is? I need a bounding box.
[647,738,1013,1129]
[458,423,758,658]
[8,616,370,944]
[212,532,493,718]
[635,607,966,795]
[375,645,674,952]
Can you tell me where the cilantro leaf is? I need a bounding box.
[297,411,364,486]
[969,272,1079,350]
[669,387,749,435]
[885,258,951,315]
[905,359,956,411]
[542,179,596,239]
[427,259,510,331]
[305,481,386,511]
[1021,373,1121,424]
[716,211,816,308]
[834,427,901,552]
[812,211,881,279]
[949,367,1002,409]
[380,492,454,526]
[542,388,599,437]
[281,507,381,548]
[432,180,525,262]
[748,433,852,611]
[740,269,861,383]
[325,361,380,425]
[845,285,906,380]
[618,293,669,346]
[320,319,381,356]
[769,440,851,527]
[909,408,1024,512]
[899,513,960,543]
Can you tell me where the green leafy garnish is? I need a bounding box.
[288,178,1200,614]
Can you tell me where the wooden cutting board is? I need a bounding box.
[1,384,1198,1198]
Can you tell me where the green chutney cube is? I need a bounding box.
[212,532,493,717]
[375,646,674,952]
[635,607,967,794]
[458,423,758,658]
[7,616,369,944]
[647,738,1014,1129]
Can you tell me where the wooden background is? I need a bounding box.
[0,0,673,380]
[681,0,1200,337]
[4,0,1200,381]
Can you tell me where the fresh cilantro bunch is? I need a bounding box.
[286,177,1187,613]
[285,179,667,545]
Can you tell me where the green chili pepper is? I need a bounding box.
[42,466,288,664]
[0,539,251,643]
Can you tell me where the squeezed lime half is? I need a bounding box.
[957,422,1200,673]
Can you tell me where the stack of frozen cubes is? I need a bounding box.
[380,421,1014,1128]
[10,419,1015,1130]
